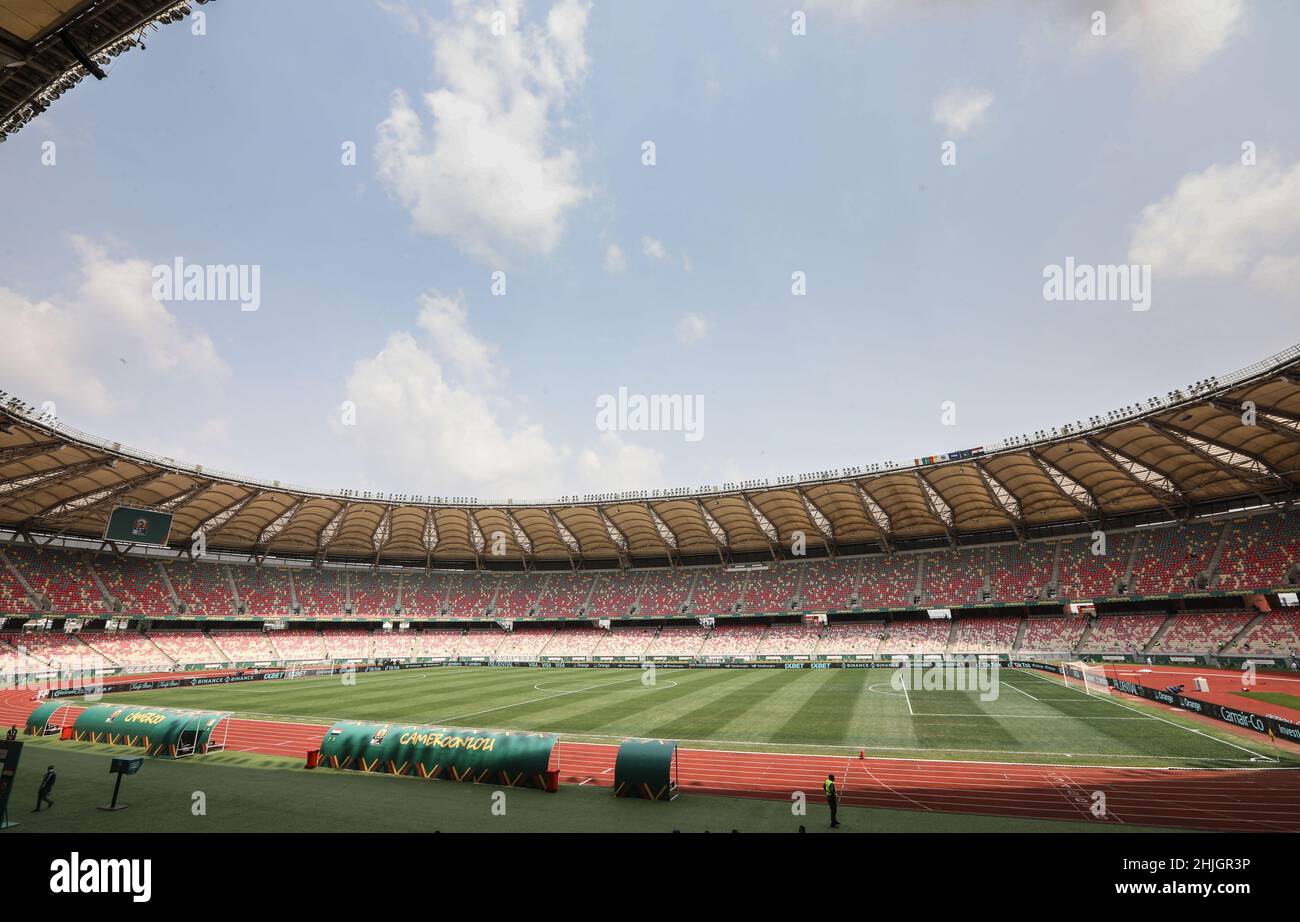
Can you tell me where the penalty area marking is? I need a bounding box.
[1015,667,1278,763]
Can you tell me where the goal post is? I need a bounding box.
[1060,660,1111,696]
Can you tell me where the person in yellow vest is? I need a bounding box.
[824,773,840,828]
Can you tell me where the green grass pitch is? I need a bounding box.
[64,664,1294,769]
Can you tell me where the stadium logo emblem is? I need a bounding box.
[49,853,151,903]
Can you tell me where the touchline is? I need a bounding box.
[49,853,152,903]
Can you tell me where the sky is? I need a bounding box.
[2,0,1299,504]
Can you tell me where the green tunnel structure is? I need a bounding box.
[613,739,678,801]
[63,704,230,758]
[317,721,558,790]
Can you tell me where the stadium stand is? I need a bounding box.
[698,623,766,657]
[1215,512,1300,591]
[1227,611,1300,655]
[6,546,107,615]
[797,558,860,611]
[586,570,641,618]
[742,565,799,613]
[492,574,546,619]
[815,622,884,656]
[0,552,35,614]
[690,568,746,615]
[444,572,495,618]
[1,630,101,669]
[322,628,370,660]
[414,629,463,658]
[882,618,950,654]
[370,629,418,659]
[858,554,917,609]
[212,630,280,662]
[637,569,695,617]
[949,615,1019,653]
[293,568,347,616]
[149,631,222,665]
[988,543,1053,602]
[757,623,822,655]
[457,628,505,657]
[540,627,604,657]
[351,570,400,616]
[923,549,984,606]
[1152,611,1253,654]
[1080,613,1166,653]
[1017,615,1086,655]
[269,629,327,662]
[397,571,447,618]
[167,561,235,617]
[535,572,590,618]
[644,625,708,657]
[77,630,167,666]
[1056,533,1134,600]
[1129,523,1220,595]
[594,626,655,657]
[494,626,554,659]
[230,566,292,617]
[93,556,174,616]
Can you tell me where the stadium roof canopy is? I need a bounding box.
[0,0,201,141]
[3,345,1300,569]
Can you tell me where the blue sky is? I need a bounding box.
[2,0,1298,502]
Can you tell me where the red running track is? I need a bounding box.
[3,667,1299,832]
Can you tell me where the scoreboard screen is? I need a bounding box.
[104,505,173,547]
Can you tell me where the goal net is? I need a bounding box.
[1060,661,1111,696]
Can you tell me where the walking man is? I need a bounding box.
[824,772,840,828]
[34,764,56,812]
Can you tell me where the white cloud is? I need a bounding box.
[675,313,712,346]
[1072,0,1247,83]
[641,236,669,261]
[373,0,425,34]
[414,290,496,382]
[374,0,592,265]
[0,236,227,417]
[337,291,666,500]
[1248,254,1300,300]
[811,1,1245,85]
[339,328,562,497]
[1128,159,1300,281]
[576,432,666,493]
[803,0,906,23]
[603,243,627,274]
[930,87,993,138]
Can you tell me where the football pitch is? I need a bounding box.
[67,664,1296,769]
